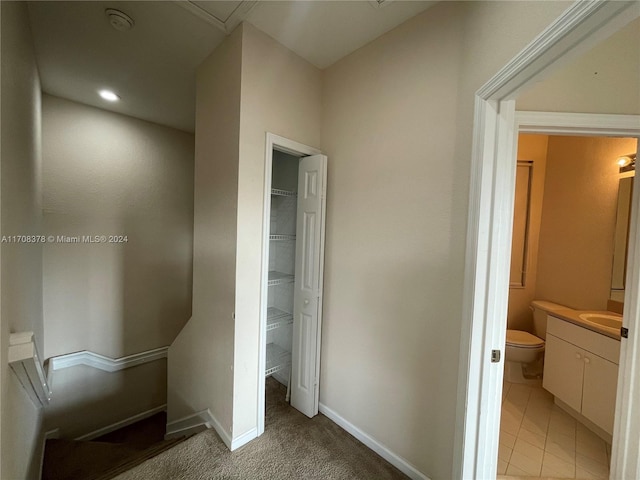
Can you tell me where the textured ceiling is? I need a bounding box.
[28,1,225,132]
[246,1,435,69]
[27,1,435,132]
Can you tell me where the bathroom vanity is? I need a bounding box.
[543,311,621,439]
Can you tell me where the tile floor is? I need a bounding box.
[498,381,611,479]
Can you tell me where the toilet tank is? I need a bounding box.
[531,300,568,340]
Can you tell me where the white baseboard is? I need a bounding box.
[166,409,213,439]
[204,410,232,448]
[165,409,256,451]
[164,422,209,440]
[75,404,167,441]
[231,427,257,451]
[44,428,61,440]
[318,403,430,480]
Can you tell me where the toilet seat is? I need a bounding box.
[506,329,544,348]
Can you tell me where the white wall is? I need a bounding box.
[233,22,322,438]
[44,361,167,439]
[41,94,194,436]
[167,21,322,441]
[1,2,45,478]
[167,26,242,433]
[321,4,465,476]
[168,2,635,477]
[321,2,572,478]
[42,95,194,359]
[517,17,640,115]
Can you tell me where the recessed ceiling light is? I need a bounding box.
[99,90,120,102]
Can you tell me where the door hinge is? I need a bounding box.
[491,349,501,363]
[621,327,629,339]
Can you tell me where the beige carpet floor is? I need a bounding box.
[114,379,409,479]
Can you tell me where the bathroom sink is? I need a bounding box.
[578,313,623,331]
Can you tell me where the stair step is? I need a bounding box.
[41,412,189,480]
[42,437,188,480]
[91,437,188,480]
[93,412,167,448]
[42,439,144,480]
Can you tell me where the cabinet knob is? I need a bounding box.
[304,299,310,306]
[584,357,590,364]
[575,353,582,359]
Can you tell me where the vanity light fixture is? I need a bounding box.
[99,89,120,102]
[617,153,636,173]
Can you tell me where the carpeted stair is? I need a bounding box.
[42,412,188,480]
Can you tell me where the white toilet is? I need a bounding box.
[504,300,566,384]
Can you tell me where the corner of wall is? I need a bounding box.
[1,2,45,478]
[168,26,243,441]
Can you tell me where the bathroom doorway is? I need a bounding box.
[455,2,640,477]
[497,131,637,478]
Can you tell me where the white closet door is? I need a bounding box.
[291,154,327,418]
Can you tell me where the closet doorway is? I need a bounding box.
[257,133,327,436]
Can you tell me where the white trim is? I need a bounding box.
[164,408,254,451]
[456,1,640,479]
[173,1,225,32]
[44,428,60,440]
[476,1,636,101]
[231,427,258,450]
[314,158,328,415]
[205,410,232,449]
[75,404,167,441]
[48,346,169,373]
[173,1,258,35]
[258,133,322,436]
[268,133,322,157]
[517,111,640,136]
[8,331,51,406]
[319,403,430,480]
[166,409,215,439]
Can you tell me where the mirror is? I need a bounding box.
[610,175,634,301]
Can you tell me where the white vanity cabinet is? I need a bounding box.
[543,333,586,413]
[581,352,619,434]
[543,315,620,435]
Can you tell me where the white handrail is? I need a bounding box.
[8,332,51,406]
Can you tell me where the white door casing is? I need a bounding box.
[258,134,323,436]
[291,154,327,418]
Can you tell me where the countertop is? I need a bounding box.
[547,308,622,341]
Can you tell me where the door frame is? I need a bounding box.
[454,1,640,478]
[257,133,322,436]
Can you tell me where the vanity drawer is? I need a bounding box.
[547,315,620,364]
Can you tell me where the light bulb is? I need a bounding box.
[99,90,120,102]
